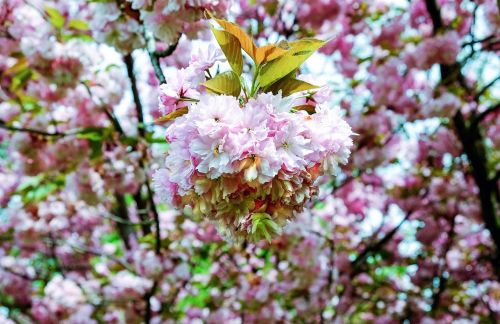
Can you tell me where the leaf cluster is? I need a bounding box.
[205,14,325,99]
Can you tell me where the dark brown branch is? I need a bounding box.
[135,189,152,235]
[68,241,135,273]
[124,52,165,323]
[144,281,158,324]
[123,53,158,241]
[154,40,180,58]
[475,76,500,100]
[0,266,33,281]
[102,212,153,226]
[148,37,180,85]
[454,112,500,276]
[472,102,500,127]
[148,50,166,85]
[81,81,126,136]
[0,120,66,137]
[145,179,161,255]
[351,210,412,271]
[102,106,125,135]
[431,216,456,313]
[462,35,496,48]
[124,54,146,137]
[113,193,135,250]
[424,0,443,33]
[424,0,500,278]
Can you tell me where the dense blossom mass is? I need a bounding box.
[0,0,499,322]
[155,91,353,240]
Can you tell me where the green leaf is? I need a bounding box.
[255,43,288,65]
[204,71,241,97]
[68,19,89,31]
[265,76,319,96]
[209,14,257,60]
[61,33,94,42]
[250,213,281,242]
[44,6,65,29]
[251,218,261,234]
[89,139,103,160]
[155,106,189,123]
[258,39,325,88]
[3,57,29,75]
[15,174,66,203]
[75,127,106,141]
[10,68,33,92]
[293,104,316,114]
[16,93,43,113]
[211,27,243,75]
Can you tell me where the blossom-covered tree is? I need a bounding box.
[0,0,499,323]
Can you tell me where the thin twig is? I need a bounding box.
[102,212,153,226]
[124,54,146,137]
[474,75,500,100]
[145,179,161,255]
[472,102,500,127]
[68,241,135,273]
[351,210,413,270]
[431,215,456,313]
[82,82,126,135]
[147,35,181,85]
[0,120,66,137]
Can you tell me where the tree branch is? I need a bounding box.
[124,52,166,323]
[145,178,161,255]
[424,0,500,278]
[475,75,500,100]
[113,193,136,250]
[147,37,180,85]
[0,120,66,137]
[472,102,500,127]
[431,216,456,313]
[81,81,126,136]
[68,240,135,273]
[154,41,180,58]
[351,210,413,271]
[124,54,146,137]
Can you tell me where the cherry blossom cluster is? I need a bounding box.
[155,91,353,240]
[89,0,230,53]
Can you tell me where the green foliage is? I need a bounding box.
[15,174,66,204]
[76,127,113,160]
[175,245,216,313]
[292,104,316,114]
[15,94,44,113]
[204,71,242,97]
[251,213,281,242]
[68,19,89,31]
[258,39,325,88]
[155,107,189,123]
[161,16,324,123]
[44,7,93,42]
[211,27,244,75]
[374,265,407,279]
[265,74,319,96]
[4,58,33,92]
[10,68,33,92]
[209,16,324,99]
[210,14,258,60]
[44,6,65,29]
[100,232,124,256]
[61,33,94,42]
